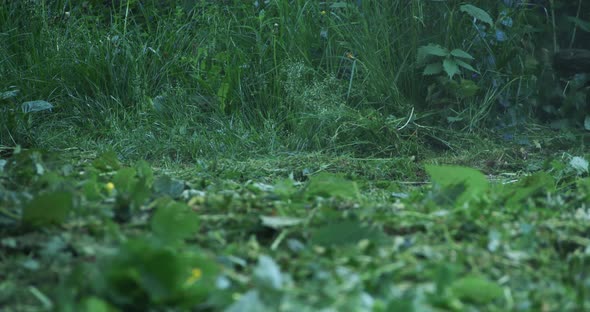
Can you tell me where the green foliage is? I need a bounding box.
[3,1,590,310]
[94,238,218,309]
[425,165,489,205]
[304,172,360,200]
[418,44,478,79]
[151,199,200,244]
[2,148,590,310]
[22,191,73,227]
[449,274,504,304]
[459,4,494,26]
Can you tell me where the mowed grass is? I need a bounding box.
[1,1,590,311]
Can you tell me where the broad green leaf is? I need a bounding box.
[455,59,478,73]
[460,4,493,26]
[442,59,460,79]
[113,167,137,194]
[153,175,185,198]
[311,219,386,247]
[22,191,73,227]
[273,178,297,199]
[305,172,359,200]
[450,49,474,60]
[457,79,479,97]
[151,200,200,243]
[423,63,443,76]
[450,274,503,304]
[92,150,121,171]
[417,44,449,63]
[425,165,489,204]
[102,238,216,307]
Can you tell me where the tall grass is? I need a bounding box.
[0,0,552,158]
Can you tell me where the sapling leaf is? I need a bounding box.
[443,59,460,79]
[460,4,494,26]
[455,59,478,73]
[450,49,474,60]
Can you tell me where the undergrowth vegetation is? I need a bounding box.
[1,0,590,311]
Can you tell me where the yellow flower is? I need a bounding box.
[320,10,327,16]
[185,268,203,285]
[105,182,115,192]
[345,52,355,60]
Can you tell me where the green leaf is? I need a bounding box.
[153,175,185,198]
[310,219,386,247]
[423,63,443,76]
[113,167,137,194]
[22,191,73,227]
[454,59,478,73]
[460,4,494,26]
[305,172,359,200]
[450,274,503,304]
[450,49,474,60]
[135,160,154,187]
[92,150,121,172]
[425,165,489,204]
[456,79,480,98]
[503,172,554,207]
[584,115,590,130]
[442,59,460,79]
[151,199,200,243]
[101,238,215,307]
[417,44,449,63]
